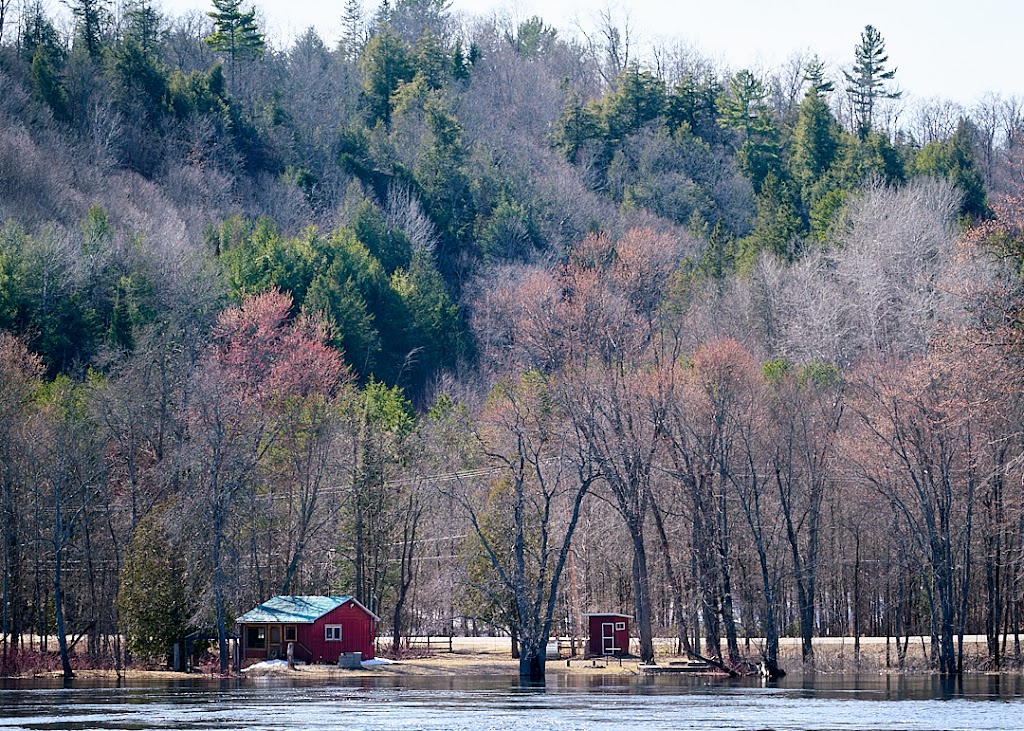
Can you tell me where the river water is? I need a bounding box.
[1,672,1022,731]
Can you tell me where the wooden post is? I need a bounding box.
[287,642,295,670]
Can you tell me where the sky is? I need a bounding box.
[154,0,1022,107]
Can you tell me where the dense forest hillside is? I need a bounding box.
[2,0,1024,680]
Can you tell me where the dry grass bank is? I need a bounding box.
[11,634,1022,680]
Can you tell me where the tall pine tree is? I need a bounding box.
[205,0,264,93]
[844,25,900,140]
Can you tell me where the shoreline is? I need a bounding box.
[4,634,1021,681]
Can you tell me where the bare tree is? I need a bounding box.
[0,0,12,45]
[768,360,844,665]
[31,378,105,679]
[574,4,634,88]
[455,374,598,682]
[846,344,1000,675]
[0,336,44,669]
[910,97,965,145]
[276,395,344,594]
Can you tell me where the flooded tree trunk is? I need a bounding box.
[690,550,701,657]
[518,644,545,684]
[2,514,19,668]
[691,475,722,661]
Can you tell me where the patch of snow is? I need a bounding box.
[361,658,395,666]
[242,659,290,672]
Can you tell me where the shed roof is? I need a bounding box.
[582,612,633,619]
[236,595,380,624]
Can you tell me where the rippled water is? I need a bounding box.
[2,672,1022,730]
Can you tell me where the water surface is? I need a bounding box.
[2,672,1022,730]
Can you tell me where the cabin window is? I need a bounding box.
[246,627,266,649]
[285,625,296,642]
[615,622,626,631]
[325,624,343,642]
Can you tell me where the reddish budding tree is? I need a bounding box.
[191,289,346,672]
[211,289,346,402]
[555,230,682,665]
[472,228,685,666]
[668,339,754,671]
[846,333,1012,675]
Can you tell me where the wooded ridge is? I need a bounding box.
[2,0,1024,681]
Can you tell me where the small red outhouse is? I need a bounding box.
[584,612,631,657]
[237,595,379,664]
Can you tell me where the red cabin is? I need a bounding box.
[584,612,631,658]
[237,595,379,664]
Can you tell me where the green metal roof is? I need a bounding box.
[236,595,352,624]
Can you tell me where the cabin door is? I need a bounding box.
[269,625,282,658]
[601,623,616,655]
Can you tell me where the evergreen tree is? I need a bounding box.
[667,72,723,144]
[413,30,450,89]
[20,0,64,64]
[390,248,463,385]
[341,0,365,61]
[118,512,189,663]
[791,81,841,190]
[416,94,475,260]
[508,16,557,57]
[205,0,265,93]
[946,119,988,220]
[718,70,769,134]
[835,129,905,186]
[352,199,413,273]
[844,25,900,140]
[360,28,414,126]
[30,46,69,120]
[912,119,988,220]
[106,277,136,352]
[110,34,168,123]
[719,70,781,193]
[450,39,470,81]
[808,187,846,242]
[803,55,834,96]
[740,171,803,264]
[123,0,162,50]
[602,64,666,142]
[305,264,382,376]
[552,87,602,164]
[478,198,537,263]
[697,220,738,280]
[64,0,109,60]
